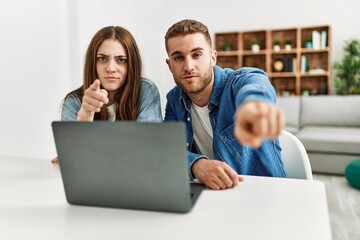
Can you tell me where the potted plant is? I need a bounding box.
[301,85,310,96]
[273,40,280,52]
[305,37,312,49]
[251,39,260,53]
[285,40,292,51]
[333,39,360,95]
[223,41,233,51]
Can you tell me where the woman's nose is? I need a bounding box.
[106,59,116,73]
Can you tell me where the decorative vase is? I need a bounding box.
[223,43,232,51]
[224,46,232,51]
[306,41,312,49]
[273,60,284,72]
[285,44,292,51]
[274,45,280,52]
[251,44,260,53]
[302,90,309,96]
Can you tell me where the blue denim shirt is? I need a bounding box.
[164,66,286,180]
[61,78,163,122]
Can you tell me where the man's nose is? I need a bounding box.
[183,57,195,73]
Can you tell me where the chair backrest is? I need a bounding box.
[279,130,313,180]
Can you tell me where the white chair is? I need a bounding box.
[279,130,313,180]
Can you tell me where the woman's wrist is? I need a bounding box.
[77,109,94,121]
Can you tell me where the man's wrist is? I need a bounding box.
[191,157,207,178]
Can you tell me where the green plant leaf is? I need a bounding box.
[333,39,360,95]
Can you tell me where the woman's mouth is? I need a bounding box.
[105,76,118,81]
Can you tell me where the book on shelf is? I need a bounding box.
[320,31,327,49]
[309,68,325,74]
[283,56,294,72]
[312,31,321,50]
[292,58,297,72]
[301,55,309,73]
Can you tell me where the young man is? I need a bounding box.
[164,19,287,190]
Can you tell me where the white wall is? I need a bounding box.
[1,0,359,159]
[0,0,70,159]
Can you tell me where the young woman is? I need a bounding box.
[52,26,162,163]
[62,25,162,122]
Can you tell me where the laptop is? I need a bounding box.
[52,121,204,213]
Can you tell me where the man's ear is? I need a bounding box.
[166,59,172,71]
[211,50,217,66]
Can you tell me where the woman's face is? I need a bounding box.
[96,39,128,95]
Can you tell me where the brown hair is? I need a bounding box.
[164,19,212,53]
[67,26,142,120]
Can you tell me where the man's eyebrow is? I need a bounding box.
[191,47,204,52]
[170,51,182,57]
[170,47,204,57]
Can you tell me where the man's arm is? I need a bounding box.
[232,68,285,148]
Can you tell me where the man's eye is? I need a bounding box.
[193,52,202,58]
[174,56,184,62]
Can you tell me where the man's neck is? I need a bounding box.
[188,77,214,107]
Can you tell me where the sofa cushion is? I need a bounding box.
[301,96,360,127]
[276,97,300,132]
[296,126,360,155]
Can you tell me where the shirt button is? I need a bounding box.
[187,117,190,121]
[186,143,189,147]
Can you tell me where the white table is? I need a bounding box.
[0,155,332,240]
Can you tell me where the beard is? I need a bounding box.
[174,64,213,95]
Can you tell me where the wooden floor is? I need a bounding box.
[313,173,360,240]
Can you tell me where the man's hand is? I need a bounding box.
[77,79,109,121]
[192,158,244,190]
[234,101,285,148]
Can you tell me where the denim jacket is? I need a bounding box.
[164,66,286,180]
[61,78,163,122]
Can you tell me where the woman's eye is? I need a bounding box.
[97,56,106,62]
[118,58,127,63]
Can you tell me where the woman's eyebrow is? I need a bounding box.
[97,53,127,58]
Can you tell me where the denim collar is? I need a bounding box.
[209,65,226,108]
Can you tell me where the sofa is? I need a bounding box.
[277,95,360,175]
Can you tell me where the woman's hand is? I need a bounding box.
[77,79,109,121]
[51,156,59,164]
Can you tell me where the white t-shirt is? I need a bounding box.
[107,103,117,122]
[191,103,214,159]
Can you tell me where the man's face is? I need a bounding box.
[166,33,217,96]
